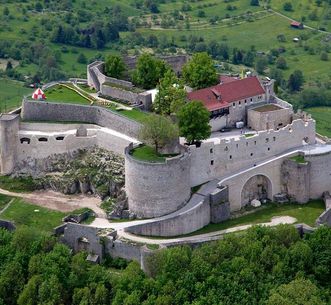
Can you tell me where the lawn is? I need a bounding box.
[131,145,166,162]
[45,85,91,105]
[305,106,331,138]
[1,198,65,232]
[0,175,39,193]
[115,108,150,123]
[0,78,32,113]
[186,200,325,236]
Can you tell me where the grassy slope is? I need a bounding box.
[45,85,90,105]
[0,176,38,193]
[305,106,331,137]
[1,198,65,232]
[186,200,325,236]
[0,78,32,112]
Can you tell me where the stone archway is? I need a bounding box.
[241,174,272,207]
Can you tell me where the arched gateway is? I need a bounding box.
[241,174,273,206]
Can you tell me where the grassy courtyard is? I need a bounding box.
[187,200,325,236]
[0,194,13,210]
[0,198,66,233]
[131,145,166,162]
[45,85,90,105]
[306,106,331,138]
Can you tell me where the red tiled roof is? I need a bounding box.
[291,21,302,27]
[219,75,239,84]
[187,76,265,112]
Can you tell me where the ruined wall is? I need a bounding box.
[101,84,152,110]
[247,106,292,131]
[21,100,141,139]
[0,114,20,174]
[125,145,191,218]
[189,119,315,187]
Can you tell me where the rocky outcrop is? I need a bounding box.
[14,147,125,199]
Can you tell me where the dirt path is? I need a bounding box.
[0,188,105,217]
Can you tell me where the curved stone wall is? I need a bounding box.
[125,145,191,218]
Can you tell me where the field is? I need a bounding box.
[0,78,32,112]
[306,106,331,137]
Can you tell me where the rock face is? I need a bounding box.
[14,147,125,199]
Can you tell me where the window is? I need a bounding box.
[233,102,235,107]
[20,138,30,144]
[250,153,254,156]
[239,101,241,105]
[265,138,269,143]
[211,160,214,165]
[254,141,257,145]
[224,146,229,151]
[38,137,48,142]
[210,148,213,154]
[56,136,64,141]
[236,143,239,148]
[268,147,271,151]
[273,137,276,141]
[229,155,232,160]
[246,142,249,146]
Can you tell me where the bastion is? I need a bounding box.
[125,144,191,218]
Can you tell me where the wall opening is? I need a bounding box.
[241,174,272,207]
[38,137,48,142]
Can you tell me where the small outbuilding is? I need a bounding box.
[290,21,304,29]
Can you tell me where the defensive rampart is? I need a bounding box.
[21,100,141,139]
[189,118,315,187]
[125,144,191,218]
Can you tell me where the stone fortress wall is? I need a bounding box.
[15,123,134,167]
[189,118,316,187]
[88,61,152,110]
[21,100,141,138]
[125,144,192,218]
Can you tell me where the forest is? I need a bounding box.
[0,225,330,305]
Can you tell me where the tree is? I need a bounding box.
[3,7,9,16]
[250,0,260,6]
[104,54,126,78]
[267,278,326,305]
[77,53,87,64]
[276,57,287,69]
[177,101,211,145]
[182,52,218,89]
[154,69,187,115]
[320,52,328,61]
[255,57,268,74]
[6,61,13,71]
[139,114,179,153]
[287,70,304,91]
[132,53,168,89]
[283,2,293,11]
